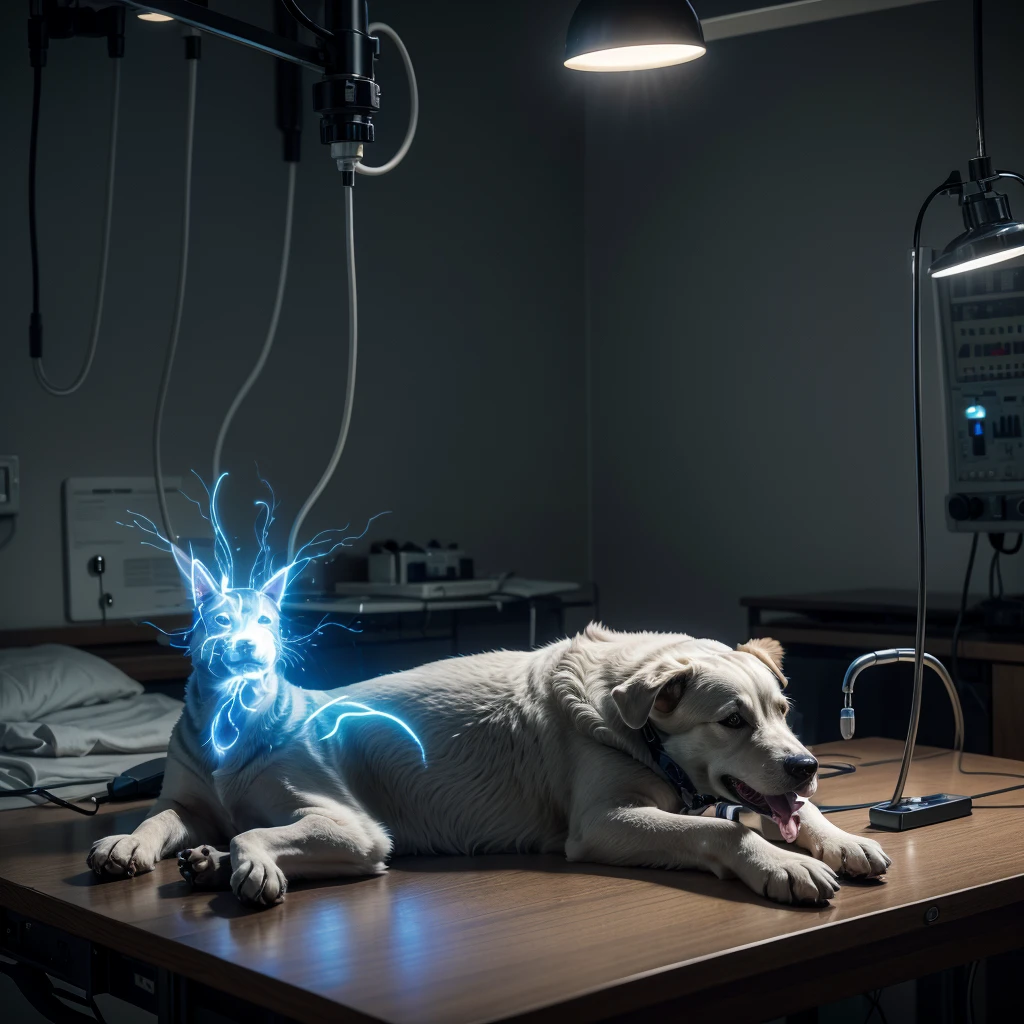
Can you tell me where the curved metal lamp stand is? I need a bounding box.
[845,1,1024,830]
[840,649,972,830]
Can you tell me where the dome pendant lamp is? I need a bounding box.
[564,0,705,73]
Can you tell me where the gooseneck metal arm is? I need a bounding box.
[841,649,964,808]
[897,181,952,808]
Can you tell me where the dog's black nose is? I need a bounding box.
[234,639,255,655]
[784,754,818,783]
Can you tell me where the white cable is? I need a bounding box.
[212,161,298,481]
[33,59,121,396]
[286,24,415,560]
[287,186,357,561]
[356,23,418,177]
[154,56,198,545]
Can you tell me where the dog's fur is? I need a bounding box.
[88,555,889,906]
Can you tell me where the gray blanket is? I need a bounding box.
[0,644,184,807]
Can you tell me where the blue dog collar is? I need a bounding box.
[639,721,718,813]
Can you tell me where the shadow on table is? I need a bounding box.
[387,853,850,911]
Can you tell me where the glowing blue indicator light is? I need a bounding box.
[966,405,987,420]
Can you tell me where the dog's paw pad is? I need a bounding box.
[230,856,287,907]
[87,835,152,879]
[178,845,231,890]
[822,833,891,878]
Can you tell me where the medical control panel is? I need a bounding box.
[938,266,1024,531]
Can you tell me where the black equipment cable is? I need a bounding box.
[1,778,113,816]
[990,532,1023,555]
[988,547,1002,599]
[951,533,988,716]
[951,532,978,685]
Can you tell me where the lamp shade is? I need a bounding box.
[930,188,1024,278]
[564,0,705,73]
[930,220,1024,278]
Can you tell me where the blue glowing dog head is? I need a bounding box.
[171,546,289,682]
[124,472,401,758]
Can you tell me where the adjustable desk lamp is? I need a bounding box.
[563,0,1024,830]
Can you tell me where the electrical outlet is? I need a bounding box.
[0,456,20,516]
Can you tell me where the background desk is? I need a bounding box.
[0,582,596,696]
[2,739,1023,1024]
[743,588,1024,760]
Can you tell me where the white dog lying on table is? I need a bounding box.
[88,548,889,906]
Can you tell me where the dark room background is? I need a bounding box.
[3,0,1024,642]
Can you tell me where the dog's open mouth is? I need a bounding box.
[222,656,269,674]
[723,775,803,843]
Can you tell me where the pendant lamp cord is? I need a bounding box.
[974,0,986,158]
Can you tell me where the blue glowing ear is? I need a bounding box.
[171,545,220,607]
[260,565,289,607]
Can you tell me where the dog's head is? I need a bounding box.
[171,546,288,684]
[599,626,815,841]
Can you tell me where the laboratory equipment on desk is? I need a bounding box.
[937,266,1024,529]
[368,540,474,585]
[425,540,473,580]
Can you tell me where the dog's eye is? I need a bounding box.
[720,712,746,729]
[214,613,230,627]
[258,615,272,625]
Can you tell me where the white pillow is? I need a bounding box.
[0,645,143,722]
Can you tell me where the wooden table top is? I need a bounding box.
[2,738,1023,1024]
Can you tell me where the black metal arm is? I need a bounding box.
[118,1,329,71]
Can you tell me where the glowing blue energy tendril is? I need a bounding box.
[210,675,266,755]
[305,695,426,764]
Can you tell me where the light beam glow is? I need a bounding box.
[565,43,705,72]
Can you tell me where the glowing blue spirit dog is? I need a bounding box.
[123,473,424,764]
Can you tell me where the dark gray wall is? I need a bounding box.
[0,1,588,628]
[586,0,1024,641]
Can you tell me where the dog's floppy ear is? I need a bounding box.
[737,637,787,688]
[171,545,219,607]
[611,665,691,730]
[260,564,289,607]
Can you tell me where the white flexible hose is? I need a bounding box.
[357,23,418,177]
[286,24,417,561]
[287,185,357,561]
[154,56,198,544]
[212,161,298,481]
[33,59,121,396]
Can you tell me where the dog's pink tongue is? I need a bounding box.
[766,793,802,843]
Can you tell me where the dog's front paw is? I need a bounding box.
[178,845,232,890]
[87,834,154,879]
[229,842,287,907]
[811,829,891,879]
[749,847,841,905]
